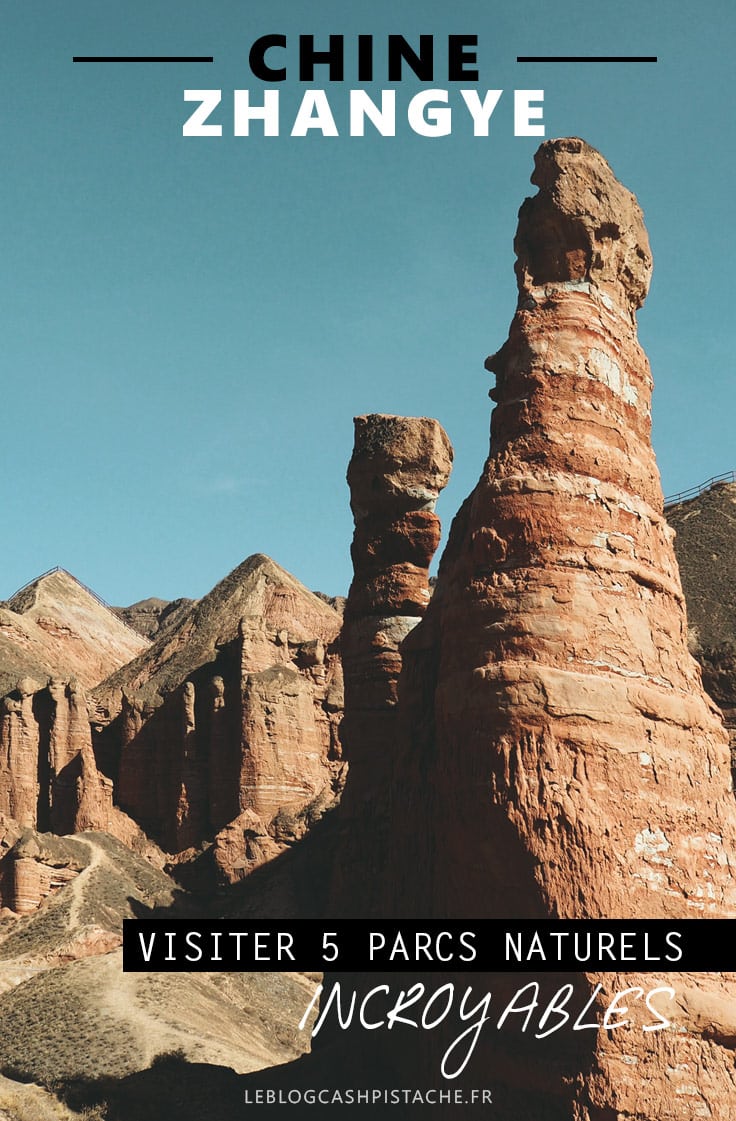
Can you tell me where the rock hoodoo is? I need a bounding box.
[385,138,736,1116]
[404,137,736,920]
[329,415,452,914]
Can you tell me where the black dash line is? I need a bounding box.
[517,56,657,63]
[73,56,214,63]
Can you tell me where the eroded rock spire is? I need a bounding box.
[330,414,452,915]
[389,138,736,1116]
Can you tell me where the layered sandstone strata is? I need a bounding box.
[380,139,736,1117]
[329,415,452,915]
[1,556,345,880]
[0,569,151,843]
[93,554,344,862]
[0,678,120,837]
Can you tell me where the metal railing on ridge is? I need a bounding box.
[664,470,736,509]
[4,565,142,637]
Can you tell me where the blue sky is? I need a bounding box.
[3,1,734,603]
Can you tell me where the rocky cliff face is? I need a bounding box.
[372,138,736,1117]
[0,571,151,846]
[0,558,343,886]
[92,554,344,863]
[0,678,100,833]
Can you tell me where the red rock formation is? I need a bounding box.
[0,680,152,852]
[0,569,152,844]
[0,680,42,827]
[0,679,87,833]
[383,138,736,1116]
[1,558,343,872]
[329,415,452,915]
[93,555,344,860]
[7,853,80,916]
[0,829,86,915]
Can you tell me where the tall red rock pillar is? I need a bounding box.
[395,138,736,1117]
[331,414,452,916]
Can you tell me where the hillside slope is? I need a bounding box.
[1,569,149,696]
